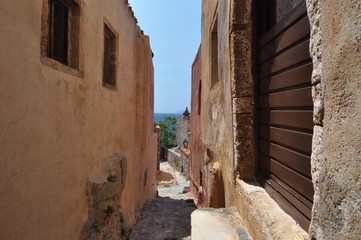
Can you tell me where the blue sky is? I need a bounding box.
[128,0,201,113]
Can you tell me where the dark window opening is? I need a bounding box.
[198,80,202,115]
[48,0,68,64]
[144,169,148,186]
[210,15,219,89]
[103,24,117,88]
[42,0,81,71]
[199,170,203,186]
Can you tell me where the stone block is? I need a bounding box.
[312,83,324,125]
[233,97,253,114]
[191,207,250,240]
[235,180,309,240]
[230,31,253,98]
[80,153,127,240]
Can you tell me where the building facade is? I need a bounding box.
[190,46,210,207]
[193,0,361,239]
[0,0,157,239]
[167,109,191,178]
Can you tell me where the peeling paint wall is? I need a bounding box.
[0,0,157,239]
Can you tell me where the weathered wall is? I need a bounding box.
[307,0,361,238]
[201,0,308,239]
[0,0,157,239]
[190,46,209,207]
[200,0,361,239]
[167,148,181,170]
[155,125,161,170]
[166,148,190,179]
[201,0,234,209]
[180,148,190,179]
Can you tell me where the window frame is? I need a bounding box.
[102,23,117,89]
[40,0,83,77]
[210,13,219,89]
[48,0,69,65]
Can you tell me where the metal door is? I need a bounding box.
[256,1,313,230]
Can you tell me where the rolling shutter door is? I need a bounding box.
[256,2,313,230]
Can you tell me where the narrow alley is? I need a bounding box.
[128,162,196,240]
[1,1,361,239]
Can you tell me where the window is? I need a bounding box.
[41,0,81,74]
[103,24,117,88]
[198,80,202,115]
[210,15,219,89]
[48,0,69,64]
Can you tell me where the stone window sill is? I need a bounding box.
[41,56,83,78]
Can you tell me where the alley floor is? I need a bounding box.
[128,161,196,240]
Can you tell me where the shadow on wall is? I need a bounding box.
[209,167,225,208]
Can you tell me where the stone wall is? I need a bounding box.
[307,0,361,238]
[80,154,127,239]
[201,0,303,239]
[200,0,361,239]
[0,0,157,239]
[166,148,189,179]
[176,114,190,148]
[180,149,190,179]
[167,148,182,171]
[155,124,161,171]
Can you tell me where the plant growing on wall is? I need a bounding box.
[159,116,177,148]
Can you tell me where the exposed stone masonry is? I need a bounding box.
[306,1,324,238]
[230,0,254,181]
[307,0,361,238]
[80,154,127,240]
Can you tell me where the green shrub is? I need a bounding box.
[159,116,177,148]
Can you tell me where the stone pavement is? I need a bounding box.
[128,161,196,240]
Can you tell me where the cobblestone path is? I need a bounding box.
[128,162,196,240]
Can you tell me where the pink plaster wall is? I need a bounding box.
[0,0,157,239]
[190,46,208,207]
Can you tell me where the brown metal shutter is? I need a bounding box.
[256,2,313,230]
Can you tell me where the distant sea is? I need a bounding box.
[154,113,182,124]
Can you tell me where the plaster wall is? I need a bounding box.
[201,0,234,208]
[190,47,209,207]
[0,0,157,239]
